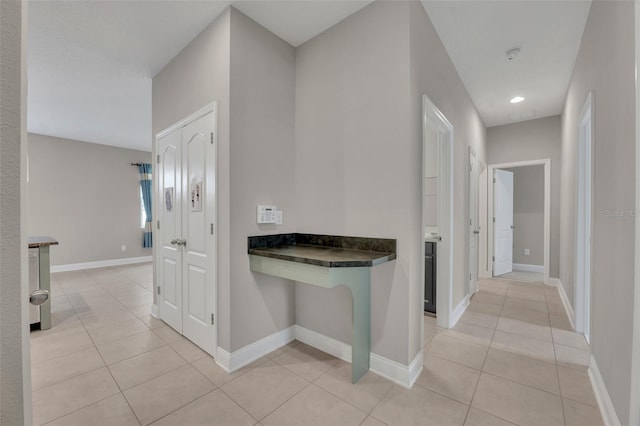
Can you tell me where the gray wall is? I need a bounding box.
[229,9,296,351]
[295,0,486,364]
[503,166,544,267]
[152,8,297,352]
[0,0,29,423]
[27,133,152,266]
[560,1,636,423]
[409,0,487,359]
[153,9,232,350]
[487,116,561,278]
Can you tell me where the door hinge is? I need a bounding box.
[210,223,214,235]
[493,177,496,183]
[492,256,495,261]
[211,313,215,325]
[210,132,214,144]
[493,217,496,223]
[470,274,472,281]
[157,286,161,295]
[157,154,160,164]
[157,220,160,230]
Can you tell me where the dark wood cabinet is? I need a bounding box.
[424,241,436,314]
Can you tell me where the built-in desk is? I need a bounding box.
[248,233,396,383]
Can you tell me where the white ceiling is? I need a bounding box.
[27,0,592,152]
[421,0,592,128]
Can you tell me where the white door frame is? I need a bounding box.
[154,102,218,356]
[421,95,454,330]
[575,92,593,341]
[487,159,551,285]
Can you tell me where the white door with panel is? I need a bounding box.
[468,150,480,293]
[157,108,217,356]
[493,169,514,276]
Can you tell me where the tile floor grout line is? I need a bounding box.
[546,285,569,426]
[38,389,124,426]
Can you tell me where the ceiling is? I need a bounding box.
[421,0,592,127]
[27,0,592,152]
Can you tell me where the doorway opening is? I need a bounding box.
[421,95,454,330]
[575,92,593,342]
[487,159,551,285]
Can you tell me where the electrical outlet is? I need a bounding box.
[524,248,530,256]
[121,245,127,252]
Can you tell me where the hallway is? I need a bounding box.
[29,264,602,425]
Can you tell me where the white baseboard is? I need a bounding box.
[150,304,158,318]
[51,256,152,273]
[295,325,420,388]
[513,263,544,273]
[294,325,351,362]
[449,294,470,328]
[549,278,575,330]
[215,348,232,372]
[371,349,423,389]
[223,324,422,388]
[589,354,622,426]
[217,326,296,373]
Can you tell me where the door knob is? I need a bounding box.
[170,239,178,245]
[473,230,480,234]
[176,239,187,247]
[29,289,49,306]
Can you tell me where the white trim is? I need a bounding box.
[219,326,296,372]
[215,325,424,388]
[549,278,575,331]
[215,347,231,372]
[450,294,470,328]
[370,349,424,389]
[488,159,551,285]
[589,354,622,426]
[294,325,422,388]
[294,325,351,362]
[156,103,217,139]
[51,256,152,273]
[422,95,455,331]
[512,263,544,273]
[575,91,594,342]
[150,304,158,318]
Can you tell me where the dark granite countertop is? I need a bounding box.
[28,236,59,248]
[248,233,396,267]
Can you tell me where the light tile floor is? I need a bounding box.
[31,265,604,426]
[495,270,544,283]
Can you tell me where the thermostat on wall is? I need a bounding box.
[257,205,277,224]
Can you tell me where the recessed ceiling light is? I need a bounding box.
[510,96,525,104]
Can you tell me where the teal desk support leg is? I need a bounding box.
[38,245,52,330]
[249,256,373,384]
[335,267,371,384]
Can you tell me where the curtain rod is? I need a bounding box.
[130,163,143,167]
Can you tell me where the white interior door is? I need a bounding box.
[156,106,217,356]
[494,169,514,276]
[157,129,182,332]
[180,112,216,355]
[469,150,479,293]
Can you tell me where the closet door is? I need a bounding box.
[157,129,183,332]
[180,111,216,355]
